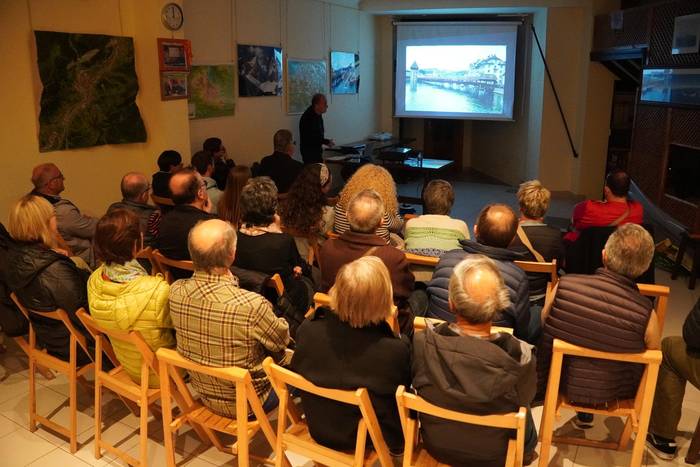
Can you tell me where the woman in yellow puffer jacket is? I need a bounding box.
[87,209,175,387]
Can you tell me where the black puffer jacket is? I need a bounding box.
[0,224,28,337]
[4,241,92,363]
[684,298,700,353]
[427,240,531,341]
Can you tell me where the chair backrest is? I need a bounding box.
[395,385,526,467]
[413,316,514,335]
[637,283,670,335]
[266,273,285,297]
[404,252,439,267]
[10,292,93,360]
[151,249,194,284]
[514,259,558,287]
[76,309,155,379]
[310,292,399,334]
[134,246,160,275]
[150,193,174,207]
[263,356,394,467]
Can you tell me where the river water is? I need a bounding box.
[405,82,503,114]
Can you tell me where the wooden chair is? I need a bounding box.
[262,357,394,467]
[76,310,176,466]
[395,385,527,467]
[134,246,159,275]
[637,283,670,334]
[404,252,439,267]
[687,417,700,464]
[12,334,56,380]
[150,250,194,284]
[538,339,663,467]
[404,252,439,282]
[514,259,558,295]
[413,316,513,335]
[156,347,287,467]
[10,293,95,453]
[151,194,174,207]
[308,292,399,334]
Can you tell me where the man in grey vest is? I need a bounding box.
[538,223,660,429]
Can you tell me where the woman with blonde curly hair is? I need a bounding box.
[333,164,403,243]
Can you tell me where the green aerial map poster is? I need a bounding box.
[34,31,146,152]
[287,59,327,114]
[188,65,236,119]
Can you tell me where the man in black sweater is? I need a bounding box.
[299,93,334,164]
[258,129,303,193]
[647,297,700,460]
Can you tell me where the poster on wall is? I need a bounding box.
[237,44,283,96]
[157,38,191,71]
[187,65,236,119]
[34,30,146,152]
[287,59,327,114]
[330,51,359,94]
[672,13,700,55]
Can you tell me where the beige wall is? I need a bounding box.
[0,0,191,224]
[184,0,380,165]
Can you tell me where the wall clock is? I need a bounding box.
[161,3,184,31]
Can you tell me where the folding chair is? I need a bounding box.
[10,292,95,453]
[308,292,399,334]
[514,259,558,295]
[395,385,527,467]
[404,252,440,282]
[413,316,513,335]
[134,246,160,275]
[151,194,175,207]
[156,347,286,467]
[538,339,662,467]
[150,250,194,285]
[262,357,394,467]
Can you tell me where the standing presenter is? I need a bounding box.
[299,93,334,164]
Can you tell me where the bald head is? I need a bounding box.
[121,172,149,202]
[188,219,238,273]
[169,168,204,206]
[347,189,384,234]
[448,255,511,324]
[475,204,518,248]
[31,163,64,195]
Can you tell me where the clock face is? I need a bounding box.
[162,3,184,31]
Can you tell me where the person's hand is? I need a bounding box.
[293,266,302,278]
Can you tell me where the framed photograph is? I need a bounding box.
[672,13,700,55]
[330,50,359,94]
[640,68,700,107]
[237,44,283,96]
[160,72,188,100]
[287,58,327,114]
[157,38,191,71]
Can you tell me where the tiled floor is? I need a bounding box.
[0,268,698,466]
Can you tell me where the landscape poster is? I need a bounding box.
[34,30,146,152]
[188,65,236,119]
[287,59,327,114]
[330,51,359,94]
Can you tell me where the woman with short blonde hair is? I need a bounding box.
[334,164,403,242]
[7,194,61,250]
[330,256,394,328]
[291,255,410,455]
[517,180,551,220]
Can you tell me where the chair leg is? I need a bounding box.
[94,380,102,459]
[69,366,78,453]
[139,398,149,467]
[686,417,700,465]
[28,355,37,432]
[618,416,633,451]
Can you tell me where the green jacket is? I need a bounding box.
[87,266,175,387]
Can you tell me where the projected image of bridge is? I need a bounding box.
[405,45,506,114]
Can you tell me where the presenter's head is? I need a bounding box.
[312,93,328,115]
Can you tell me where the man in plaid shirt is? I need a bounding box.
[170,219,290,417]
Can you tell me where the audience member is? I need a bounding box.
[154,168,216,279]
[564,170,643,243]
[31,163,97,266]
[191,150,223,214]
[334,164,403,244]
[404,179,469,256]
[218,165,252,227]
[509,180,564,302]
[87,209,174,387]
[169,219,290,416]
[258,129,303,193]
[413,255,537,466]
[152,150,182,198]
[234,177,313,322]
[299,93,334,164]
[538,223,659,429]
[203,137,235,190]
[5,194,93,364]
[427,204,532,341]
[320,189,417,335]
[647,297,700,460]
[278,163,334,260]
[107,172,159,246]
[291,256,409,454]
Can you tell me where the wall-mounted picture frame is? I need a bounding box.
[157,38,191,71]
[287,58,327,114]
[672,13,700,55]
[160,72,188,100]
[237,44,283,96]
[330,50,359,94]
[641,68,700,107]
